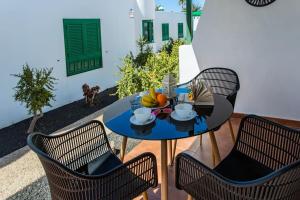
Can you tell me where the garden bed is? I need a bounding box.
[0,87,118,158]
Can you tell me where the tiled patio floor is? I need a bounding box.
[128,117,242,200]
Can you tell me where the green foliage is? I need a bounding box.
[115,57,142,98]
[116,39,184,99]
[161,38,178,55]
[12,64,57,115]
[132,37,154,67]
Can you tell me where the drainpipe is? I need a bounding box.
[186,0,193,44]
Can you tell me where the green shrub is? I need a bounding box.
[133,37,154,67]
[12,64,57,133]
[115,39,184,99]
[115,56,143,98]
[160,38,175,55]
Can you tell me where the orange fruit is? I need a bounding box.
[157,94,167,106]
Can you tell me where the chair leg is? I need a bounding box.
[211,145,216,167]
[120,136,128,162]
[187,194,193,200]
[161,140,168,200]
[228,119,236,143]
[142,191,149,200]
[168,140,173,165]
[199,134,203,146]
[171,139,177,165]
[209,131,221,163]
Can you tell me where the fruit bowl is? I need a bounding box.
[140,88,169,109]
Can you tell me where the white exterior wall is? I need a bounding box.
[133,10,186,52]
[154,11,186,50]
[0,0,187,128]
[181,0,300,121]
[0,0,137,128]
[179,45,200,84]
[136,0,155,19]
[193,16,200,32]
[132,0,156,51]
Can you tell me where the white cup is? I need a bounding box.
[175,103,193,119]
[134,108,151,123]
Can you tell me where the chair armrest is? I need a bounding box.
[176,153,224,189]
[176,153,253,199]
[226,91,238,107]
[35,152,158,200]
[176,152,300,200]
[235,115,300,169]
[112,152,158,187]
[176,152,275,188]
[91,152,158,199]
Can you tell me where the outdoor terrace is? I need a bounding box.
[1,0,300,199]
[1,109,299,199]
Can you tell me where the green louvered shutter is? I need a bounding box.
[142,20,149,41]
[162,23,169,41]
[178,23,184,38]
[149,21,154,43]
[85,21,102,71]
[142,20,154,43]
[63,19,102,76]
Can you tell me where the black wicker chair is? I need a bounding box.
[176,115,300,200]
[172,67,240,165]
[27,120,158,200]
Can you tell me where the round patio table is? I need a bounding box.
[103,94,233,200]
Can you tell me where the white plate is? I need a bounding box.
[170,110,197,121]
[130,114,156,126]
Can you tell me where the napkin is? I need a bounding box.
[179,81,214,106]
[194,83,214,105]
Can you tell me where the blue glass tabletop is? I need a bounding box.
[103,94,233,141]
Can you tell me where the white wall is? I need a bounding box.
[0,0,137,128]
[155,11,186,50]
[132,0,156,51]
[179,45,200,83]
[0,0,188,128]
[190,0,300,120]
[193,16,200,31]
[133,10,186,52]
[136,0,155,19]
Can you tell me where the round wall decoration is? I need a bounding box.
[245,0,276,7]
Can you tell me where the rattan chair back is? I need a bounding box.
[195,68,240,107]
[28,121,158,200]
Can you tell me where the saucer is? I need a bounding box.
[130,114,156,126]
[170,111,197,121]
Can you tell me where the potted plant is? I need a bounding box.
[12,64,57,133]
